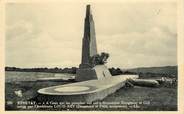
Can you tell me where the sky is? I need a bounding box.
[5,2,177,68]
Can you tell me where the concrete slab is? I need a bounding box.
[37,75,138,103]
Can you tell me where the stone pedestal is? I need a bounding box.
[76,65,112,81]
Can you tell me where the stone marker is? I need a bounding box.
[37,5,139,103]
[76,5,112,81]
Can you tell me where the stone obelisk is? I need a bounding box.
[37,5,139,103]
[76,5,112,81]
[80,5,97,69]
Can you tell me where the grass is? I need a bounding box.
[5,71,177,111]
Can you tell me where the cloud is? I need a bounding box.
[98,25,177,68]
[5,2,177,68]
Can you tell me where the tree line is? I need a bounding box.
[5,66,127,76]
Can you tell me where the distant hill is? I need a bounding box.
[125,66,177,75]
[122,66,177,78]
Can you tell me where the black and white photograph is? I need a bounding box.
[1,0,184,112]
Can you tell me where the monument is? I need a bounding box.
[37,5,138,103]
[76,5,112,81]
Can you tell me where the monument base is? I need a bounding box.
[37,75,138,103]
[76,65,112,81]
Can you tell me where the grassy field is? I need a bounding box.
[5,71,177,111]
